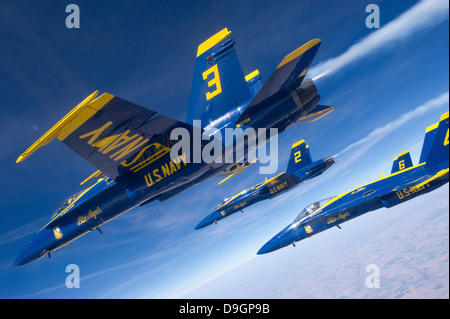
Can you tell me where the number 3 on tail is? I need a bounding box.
[202,65,222,101]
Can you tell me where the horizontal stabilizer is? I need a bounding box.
[245,69,262,99]
[218,158,258,185]
[291,104,334,126]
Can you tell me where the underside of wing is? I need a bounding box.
[17,91,196,182]
[288,104,334,127]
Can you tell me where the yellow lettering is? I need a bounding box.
[236,117,251,128]
[144,174,154,187]
[131,146,171,173]
[173,158,181,170]
[79,121,114,145]
[399,160,405,170]
[121,143,159,168]
[76,207,102,226]
[161,163,171,178]
[94,133,121,151]
[111,137,149,162]
[403,188,410,196]
[179,153,187,165]
[143,154,189,189]
[169,161,177,174]
[102,130,138,155]
[153,169,162,182]
[445,128,449,146]
[202,64,222,101]
[327,212,350,224]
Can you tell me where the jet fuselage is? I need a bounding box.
[258,161,449,254]
[195,157,335,229]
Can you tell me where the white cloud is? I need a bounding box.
[334,91,449,158]
[310,0,449,81]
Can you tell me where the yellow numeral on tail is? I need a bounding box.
[202,64,222,101]
[294,151,301,163]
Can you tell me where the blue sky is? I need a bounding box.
[0,0,448,298]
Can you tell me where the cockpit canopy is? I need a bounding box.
[216,181,265,209]
[293,197,335,223]
[51,189,87,219]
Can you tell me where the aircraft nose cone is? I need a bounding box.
[194,220,209,230]
[257,238,279,255]
[195,212,222,230]
[257,225,299,255]
[14,247,31,267]
[14,228,55,267]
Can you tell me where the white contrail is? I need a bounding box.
[310,0,449,81]
[333,91,449,158]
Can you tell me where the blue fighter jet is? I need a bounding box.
[14,28,334,266]
[258,112,449,254]
[195,139,335,229]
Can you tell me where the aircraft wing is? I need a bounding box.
[412,168,449,190]
[235,38,321,125]
[17,91,196,182]
[217,158,258,185]
[288,104,334,126]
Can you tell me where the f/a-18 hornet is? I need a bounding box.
[258,112,449,254]
[14,28,334,266]
[195,139,335,229]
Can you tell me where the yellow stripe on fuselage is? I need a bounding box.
[43,178,104,229]
[413,168,449,190]
[306,162,426,221]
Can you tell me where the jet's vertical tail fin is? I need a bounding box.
[186,28,252,127]
[419,121,439,164]
[420,111,449,167]
[391,151,413,174]
[286,139,312,174]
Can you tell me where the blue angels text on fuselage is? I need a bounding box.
[14,28,334,266]
[258,112,449,254]
[195,140,335,229]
